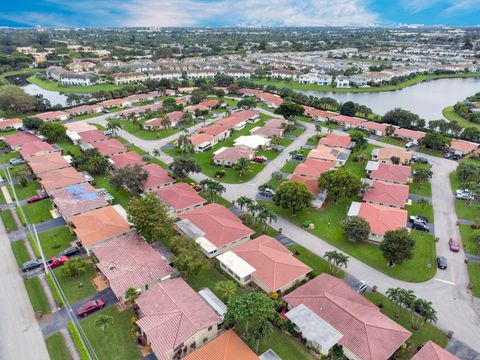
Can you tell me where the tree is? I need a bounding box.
[0,85,36,114]
[224,292,275,333]
[318,169,362,203]
[61,258,87,278]
[235,157,251,177]
[248,320,273,353]
[472,230,480,253]
[236,196,253,211]
[350,132,367,150]
[170,236,210,276]
[386,287,403,318]
[39,122,66,143]
[110,164,148,196]
[274,101,304,119]
[160,116,171,132]
[340,101,356,117]
[169,157,201,180]
[413,168,433,188]
[200,179,226,202]
[237,97,256,109]
[380,229,415,266]
[191,89,208,104]
[175,134,195,154]
[23,117,44,131]
[414,298,437,326]
[456,162,480,183]
[383,108,424,129]
[95,315,113,334]
[424,132,450,151]
[461,127,480,143]
[74,148,109,175]
[272,181,313,215]
[256,205,277,232]
[390,156,400,165]
[106,118,122,137]
[323,250,349,275]
[343,216,371,242]
[214,280,238,302]
[124,288,140,303]
[127,193,173,243]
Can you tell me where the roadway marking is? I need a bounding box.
[434,278,456,285]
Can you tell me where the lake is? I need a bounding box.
[22,83,70,107]
[297,77,480,121]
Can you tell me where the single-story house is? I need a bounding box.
[250,126,284,139]
[199,124,231,141]
[319,133,355,149]
[65,123,99,133]
[362,180,409,208]
[213,146,255,167]
[347,202,408,242]
[38,167,88,193]
[70,205,130,250]
[411,341,459,360]
[188,133,217,152]
[92,231,175,302]
[154,182,207,215]
[110,151,146,170]
[233,135,271,151]
[367,161,412,184]
[135,278,221,360]
[256,92,283,108]
[231,109,260,123]
[303,107,337,122]
[93,139,127,156]
[284,273,411,360]
[307,144,351,167]
[0,118,22,130]
[393,128,426,145]
[99,98,132,108]
[26,153,71,175]
[372,147,412,165]
[449,139,479,156]
[34,111,69,122]
[141,163,174,191]
[20,141,60,158]
[50,182,109,219]
[3,132,41,151]
[217,235,311,293]
[144,111,184,130]
[331,114,366,129]
[78,130,107,144]
[238,88,261,97]
[216,116,248,131]
[65,104,103,116]
[293,158,336,179]
[358,121,389,136]
[176,203,254,258]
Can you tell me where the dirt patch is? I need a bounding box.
[92,274,108,291]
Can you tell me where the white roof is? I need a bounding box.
[66,131,82,142]
[196,236,218,254]
[365,160,380,171]
[217,251,255,278]
[286,304,343,355]
[234,135,270,149]
[213,146,228,155]
[347,201,361,217]
[112,204,130,224]
[198,288,227,319]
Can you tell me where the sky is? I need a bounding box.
[1,0,480,28]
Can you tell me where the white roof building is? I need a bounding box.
[233,135,271,150]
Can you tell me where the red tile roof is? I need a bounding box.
[142,163,174,190]
[0,118,22,129]
[360,121,389,133]
[93,139,127,156]
[394,128,426,140]
[19,141,57,158]
[257,92,283,106]
[238,88,261,96]
[411,341,459,360]
[450,139,479,153]
[110,151,146,169]
[304,106,337,119]
[357,202,407,235]
[284,273,411,360]
[199,100,220,108]
[188,133,215,146]
[178,203,254,248]
[38,167,86,192]
[79,130,107,143]
[370,163,412,184]
[27,153,70,174]
[332,114,366,126]
[135,278,221,360]
[4,132,41,148]
[374,148,412,163]
[34,110,68,120]
[93,232,174,299]
[319,133,352,148]
[216,116,246,129]
[154,182,206,212]
[167,111,183,123]
[231,110,259,121]
[290,175,320,196]
[293,158,335,179]
[362,180,409,208]
[50,182,108,218]
[264,118,288,129]
[200,124,230,137]
[251,126,283,138]
[233,235,311,292]
[213,146,254,163]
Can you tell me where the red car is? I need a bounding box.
[47,256,68,269]
[26,194,47,204]
[449,238,460,252]
[76,299,105,317]
[252,157,265,163]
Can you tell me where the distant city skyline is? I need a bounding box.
[1,0,480,28]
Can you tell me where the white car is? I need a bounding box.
[405,141,414,149]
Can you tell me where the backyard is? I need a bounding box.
[409,163,433,197]
[51,261,97,303]
[344,143,379,178]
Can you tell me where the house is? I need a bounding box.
[176,203,254,258]
[99,98,132,108]
[256,92,283,108]
[110,151,146,170]
[303,107,337,122]
[331,114,365,129]
[234,135,271,151]
[238,88,261,97]
[232,109,260,123]
[59,73,95,86]
[70,205,130,250]
[19,141,60,158]
[165,111,184,127]
[293,158,335,179]
[65,122,97,134]
[225,69,253,79]
[183,330,258,360]
[50,182,109,219]
[368,162,412,184]
[358,121,389,136]
[188,133,217,152]
[187,69,216,79]
[393,128,426,145]
[3,132,41,151]
[154,182,207,214]
[112,72,149,84]
[0,118,22,130]
[26,153,71,175]
[34,111,69,122]
[307,145,351,167]
[148,70,182,81]
[65,104,104,116]
[335,76,350,88]
[372,147,412,165]
[250,125,284,139]
[217,235,311,293]
[93,139,127,156]
[199,124,231,141]
[78,130,107,144]
[213,146,255,167]
[449,139,479,156]
[350,75,369,86]
[411,341,459,360]
[135,278,221,360]
[284,273,411,360]
[271,69,301,80]
[216,116,247,131]
[38,167,88,193]
[363,180,409,208]
[142,163,174,191]
[319,133,354,149]
[92,232,174,302]
[347,202,408,242]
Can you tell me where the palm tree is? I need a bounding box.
[214,280,238,302]
[236,157,251,177]
[315,124,322,134]
[334,253,349,274]
[152,148,161,157]
[236,196,253,211]
[248,320,273,353]
[176,134,194,155]
[200,179,226,202]
[160,116,171,132]
[256,207,277,232]
[413,168,433,189]
[419,300,437,325]
[386,287,403,318]
[124,288,140,303]
[106,119,122,137]
[246,202,263,218]
[399,289,417,311]
[95,315,113,334]
[323,250,341,275]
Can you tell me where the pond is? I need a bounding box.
[22,83,70,107]
[297,77,480,121]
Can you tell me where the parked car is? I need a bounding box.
[9,158,25,166]
[352,280,367,293]
[59,246,83,258]
[76,299,105,317]
[104,129,113,136]
[294,154,304,161]
[444,153,461,160]
[405,141,414,149]
[455,190,474,201]
[47,256,68,269]
[412,155,429,164]
[26,193,48,204]
[259,188,275,197]
[21,259,44,272]
[436,256,448,269]
[449,238,460,252]
[409,215,428,225]
[412,221,429,232]
[252,156,266,163]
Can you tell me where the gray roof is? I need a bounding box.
[198,288,227,319]
[259,349,283,360]
[175,219,205,239]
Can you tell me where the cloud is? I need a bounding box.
[401,0,480,14]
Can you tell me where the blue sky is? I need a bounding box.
[2,0,480,27]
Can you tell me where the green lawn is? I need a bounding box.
[344,143,379,178]
[1,210,17,232]
[0,68,42,83]
[279,161,298,174]
[406,201,434,224]
[306,135,321,146]
[365,291,447,359]
[262,200,436,282]
[79,306,141,360]
[27,75,124,93]
[17,199,53,225]
[11,240,31,267]
[29,226,75,258]
[24,277,51,315]
[378,136,406,147]
[288,244,344,278]
[459,225,478,255]
[449,172,480,221]
[57,141,83,157]
[0,151,20,165]
[409,163,432,197]
[52,262,97,303]
[45,333,71,360]
[443,106,480,130]
[185,261,231,299]
[467,262,480,297]
[93,174,130,208]
[9,180,41,200]
[254,326,314,360]
[117,119,181,140]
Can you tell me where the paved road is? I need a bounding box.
[9,216,67,242]
[76,109,480,351]
[0,217,49,359]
